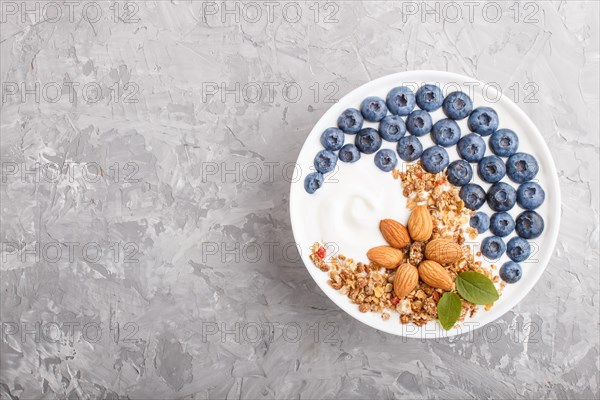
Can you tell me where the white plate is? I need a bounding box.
[289,71,560,338]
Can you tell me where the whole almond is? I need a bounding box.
[418,260,453,290]
[367,246,404,269]
[394,263,419,298]
[425,239,463,264]
[408,205,433,242]
[380,219,411,249]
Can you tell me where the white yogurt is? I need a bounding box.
[306,150,409,262]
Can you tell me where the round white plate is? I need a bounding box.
[289,71,560,338]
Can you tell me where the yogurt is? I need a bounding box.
[305,154,409,261]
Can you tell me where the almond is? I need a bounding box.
[379,219,411,249]
[366,246,404,269]
[408,205,433,242]
[424,239,463,264]
[418,260,453,290]
[393,263,419,298]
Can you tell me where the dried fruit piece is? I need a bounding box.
[366,246,404,269]
[418,260,453,290]
[424,239,463,264]
[316,246,326,259]
[393,263,419,298]
[379,219,411,249]
[408,205,433,241]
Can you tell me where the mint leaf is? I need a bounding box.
[456,271,499,305]
[437,292,462,330]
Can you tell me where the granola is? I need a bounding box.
[311,162,500,326]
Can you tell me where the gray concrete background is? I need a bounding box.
[0,1,598,399]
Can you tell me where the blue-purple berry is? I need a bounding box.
[386,86,416,116]
[506,237,531,262]
[320,127,345,151]
[416,84,443,112]
[374,149,398,172]
[470,212,490,234]
[379,115,407,142]
[499,261,522,283]
[337,108,364,134]
[304,172,324,194]
[468,107,499,136]
[446,160,472,187]
[442,91,473,120]
[338,144,361,163]
[360,96,388,122]
[396,136,423,162]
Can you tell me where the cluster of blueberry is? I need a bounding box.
[304,84,455,194]
[455,110,544,284]
[303,84,546,284]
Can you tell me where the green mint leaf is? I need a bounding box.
[437,292,462,331]
[456,271,500,305]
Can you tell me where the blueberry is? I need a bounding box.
[487,182,517,212]
[442,91,473,120]
[379,115,407,142]
[374,149,398,172]
[457,133,486,162]
[396,136,423,162]
[320,127,345,151]
[421,146,449,174]
[481,236,506,260]
[478,155,506,183]
[314,150,338,174]
[431,118,461,147]
[470,212,490,233]
[304,172,324,194]
[506,237,531,262]
[355,128,382,154]
[507,153,539,183]
[460,184,486,210]
[517,182,545,210]
[416,84,443,111]
[499,261,522,283]
[360,96,388,122]
[406,110,433,137]
[515,210,544,239]
[490,129,519,157]
[446,160,473,187]
[338,144,361,163]
[386,86,416,116]
[490,212,515,237]
[337,108,364,134]
[468,107,499,136]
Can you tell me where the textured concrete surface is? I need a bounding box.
[0,1,598,399]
